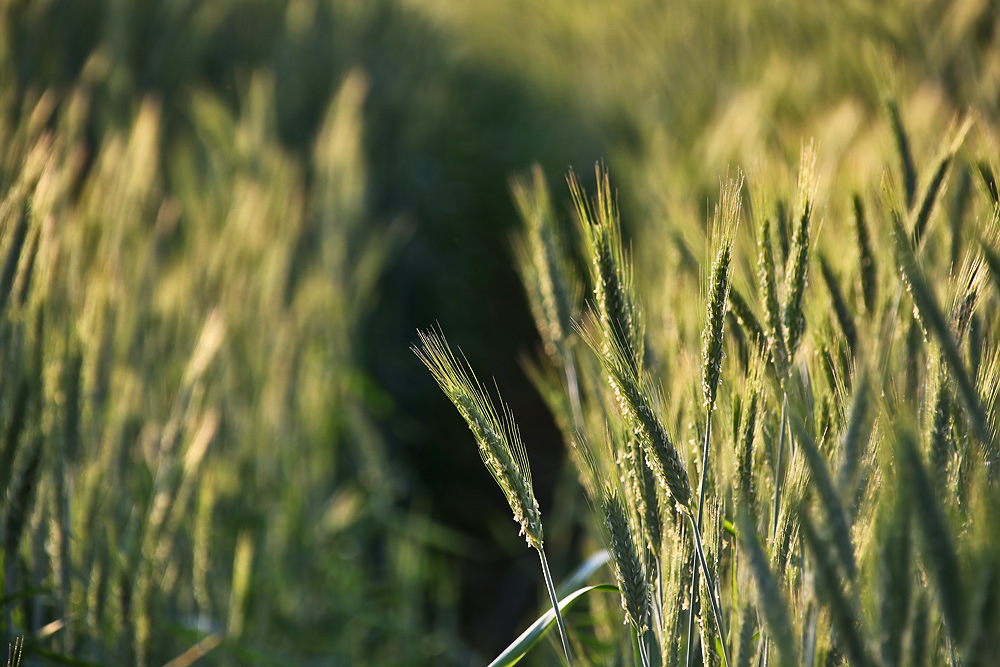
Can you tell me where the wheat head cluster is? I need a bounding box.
[417,115,1000,666]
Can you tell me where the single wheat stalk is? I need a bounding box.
[687,179,740,667]
[414,328,573,665]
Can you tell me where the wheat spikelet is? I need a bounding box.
[852,195,878,315]
[571,167,643,374]
[512,165,580,363]
[736,508,797,667]
[414,328,544,548]
[697,499,724,667]
[891,215,994,454]
[818,253,857,353]
[736,604,756,667]
[788,406,856,577]
[736,351,765,514]
[782,144,816,357]
[897,428,965,641]
[911,117,972,246]
[837,373,870,496]
[800,510,874,667]
[702,179,741,409]
[888,100,918,210]
[602,486,651,633]
[582,322,692,508]
[877,480,912,667]
[758,216,789,382]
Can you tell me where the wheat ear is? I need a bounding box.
[414,328,573,665]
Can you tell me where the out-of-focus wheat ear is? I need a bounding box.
[878,475,912,667]
[87,547,109,633]
[0,376,31,498]
[891,215,994,455]
[194,477,215,630]
[758,216,789,382]
[949,251,988,345]
[729,287,766,355]
[818,254,857,354]
[852,195,878,316]
[928,363,955,494]
[782,144,816,357]
[888,100,918,209]
[911,117,973,247]
[581,322,692,509]
[897,428,965,642]
[735,349,765,514]
[736,508,797,667]
[0,200,30,317]
[775,199,790,266]
[787,408,855,578]
[570,167,642,374]
[976,348,1000,473]
[661,521,691,665]
[628,435,662,559]
[964,560,1000,667]
[836,372,870,497]
[602,486,651,635]
[799,509,874,667]
[12,225,39,311]
[981,230,1000,301]
[226,530,255,640]
[976,160,999,207]
[3,435,43,598]
[948,164,971,271]
[736,604,756,667]
[414,328,544,549]
[511,165,580,365]
[772,448,807,575]
[702,179,741,410]
[907,591,930,667]
[697,500,724,667]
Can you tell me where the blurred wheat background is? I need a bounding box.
[1,0,999,664]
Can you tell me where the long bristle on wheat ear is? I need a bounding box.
[413,329,544,549]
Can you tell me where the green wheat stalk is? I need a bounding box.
[414,328,573,665]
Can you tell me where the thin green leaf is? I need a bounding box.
[488,584,619,667]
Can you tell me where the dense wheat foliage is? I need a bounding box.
[3,0,1000,664]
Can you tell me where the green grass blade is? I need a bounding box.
[487,584,619,667]
[557,549,611,597]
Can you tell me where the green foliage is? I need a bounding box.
[4,0,1000,664]
[431,107,1000,664]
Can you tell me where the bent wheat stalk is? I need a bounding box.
[414,328,574,666]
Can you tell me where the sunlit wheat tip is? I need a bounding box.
[414,329,544,549]
[758,216,789,381]
[701,180,740,408]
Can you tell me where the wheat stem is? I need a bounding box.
[770,393,787,541]
[688,511,731,667]
[686,412,715,667]
[539,547,574,666]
